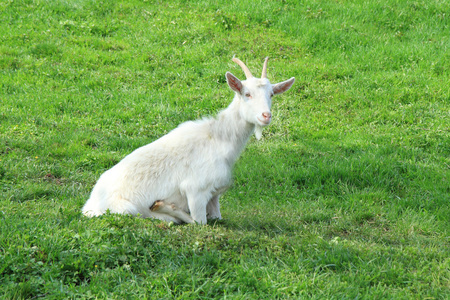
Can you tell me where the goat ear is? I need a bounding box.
[226,72,243,93]
[272,77,295,95]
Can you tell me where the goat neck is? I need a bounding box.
[210,98,255,164]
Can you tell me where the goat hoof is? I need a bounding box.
[150,200,163,211]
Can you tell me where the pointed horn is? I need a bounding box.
[232,57,253,79]
[261,57,269,79]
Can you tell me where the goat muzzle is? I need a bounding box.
[258,111,272,125]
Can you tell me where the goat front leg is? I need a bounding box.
[186,192,210,225]
[206,195,222,220]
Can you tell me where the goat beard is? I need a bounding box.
[255,125,263,140]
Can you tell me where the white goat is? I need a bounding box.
[82,57,295,224]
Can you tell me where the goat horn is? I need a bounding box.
[232,57,253,79]
[261,57,269,79]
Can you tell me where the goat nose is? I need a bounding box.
[262,112,271,120]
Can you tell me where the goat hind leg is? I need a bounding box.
[150,201,194,224]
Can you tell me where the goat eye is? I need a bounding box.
[245,93,251,98]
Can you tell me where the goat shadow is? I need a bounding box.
[207,217,303,238]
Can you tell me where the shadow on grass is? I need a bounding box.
[207,212,333,237]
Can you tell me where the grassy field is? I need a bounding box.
[1,0,449,298]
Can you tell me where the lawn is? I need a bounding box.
[0,0,449,298]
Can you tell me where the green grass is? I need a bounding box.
[1,0,449,298]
